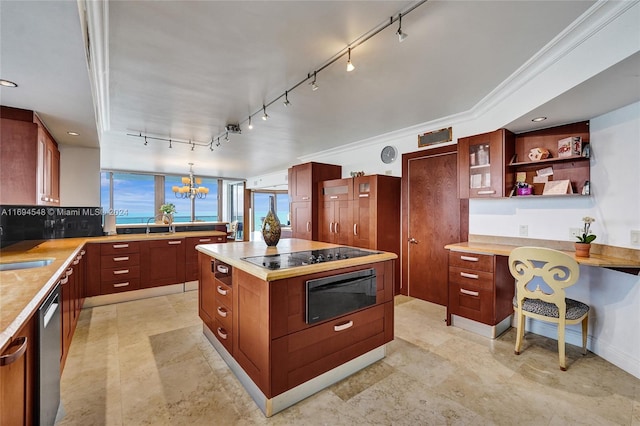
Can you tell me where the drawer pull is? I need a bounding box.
[302,196,310,201]
[0,336,27,366]
[66,268,73,276]
[199,238,212,242]
[306,221,311,232]
[81,250,86,256]
[460,288,479,297]
[217,307,228,317]
[477,190,496,195]
[113,269,129,275]
[460,255,479,262]
[335,222,340,233]
[353,224,358,236]
[330,195,338,199]
[460,272,479,279]
[358,194,369,198]
[73,258,80,265]
[217,286,228,296]
[334,321,354,332]
[113,282,129,288]
[59,276,69,285]
[112,244,129,249]
[217,265,229,274]
[113,256,129,262]
[168,240,182,245]
[217,327,228,340]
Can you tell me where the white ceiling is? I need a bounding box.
[1,1,638,180]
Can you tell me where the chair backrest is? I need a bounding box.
[509,246,580,309]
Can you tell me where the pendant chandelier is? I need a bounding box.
[172,163,209,199]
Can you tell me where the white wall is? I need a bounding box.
[244,2,640,377]
[59,145,101,206]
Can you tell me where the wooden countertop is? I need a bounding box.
[196,238,398,282]
[0,230,227,352]
[445,237,640,269]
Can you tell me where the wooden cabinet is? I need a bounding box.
[97,241,141,294]
[60,247,86,371]
[140,239,186,288]
[288,162,341,240]
[0,315,35,426]
[318,179,353,245]
[458,128,515,198]
[352,175,400,251]
[508,121,590,196]
[185,235,226,282]
[446,251,514,328]
[198,254,234,355]
[0,106,60,205]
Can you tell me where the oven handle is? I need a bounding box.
[309,275,373,292]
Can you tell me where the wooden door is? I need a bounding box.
[334,200,353,246]
[401,145,467,304]
[290,202,312,240]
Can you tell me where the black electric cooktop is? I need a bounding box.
[241,247,379,270]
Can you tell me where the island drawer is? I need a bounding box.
[101,241,140,255]
[214,281,233,306]
[100,278,140,295]
[101,253,140,269]
[448,251,494,273]
[213,319,233,354]
[213,260,232,287]
[100,265,140,283]
[271,302,392,395]
[215,302,232,333]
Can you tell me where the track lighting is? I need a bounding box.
[396,13,408,42]
[216,137,221,147]
[283,91,291,107]
[310,71,319,91]
[144,136,148,146]
[248,116,253,129]
[210,142,214,151]
[346,48,355,72]
[225,131,229,142]
[262,104,269,120]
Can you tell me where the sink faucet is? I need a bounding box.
[146,216,160,234]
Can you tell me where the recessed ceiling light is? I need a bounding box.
[67,131,79,136]
[0,79,18,88]
[531,116,547,122]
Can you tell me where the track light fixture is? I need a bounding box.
[346,48,355,72]
[283,91,291,107]
[396,13,408,42]
[225,131,229,142]
[144,136,148,146]
[248,116,253,129]
[310,71,319,91]
[262,104,269,120]
[216,137,221,147]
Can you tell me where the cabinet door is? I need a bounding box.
[289,163,313,202]
[318,201,335,243]
[140,239,186,288]
[185,236,224,282]
[290,202,313,240]
[59,268,73,369]
[198,253,216,330]
[458,129,513,198]
[334,200,353,246]
[49,144,60,205]
[352,193,373,249]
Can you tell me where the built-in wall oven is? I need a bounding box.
[305,268,376,324]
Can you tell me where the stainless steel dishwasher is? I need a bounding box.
[38,284,61,425]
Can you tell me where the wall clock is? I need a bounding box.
[381,145,397,164]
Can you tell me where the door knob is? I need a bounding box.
[408,238,419,244]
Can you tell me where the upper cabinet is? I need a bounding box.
[457,121,590,199]
[0,106,60,206]
[458,129,515,198]
[509,121,590,197]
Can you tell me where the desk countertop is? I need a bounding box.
[445,236,640,269]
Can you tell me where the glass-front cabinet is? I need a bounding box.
[458,129,515,198]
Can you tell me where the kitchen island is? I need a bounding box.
[196,239,396,416]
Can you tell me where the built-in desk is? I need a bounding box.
[444,235,640,339]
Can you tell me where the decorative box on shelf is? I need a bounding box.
[558,136,582,158]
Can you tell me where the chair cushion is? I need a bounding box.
[513,297,589,320]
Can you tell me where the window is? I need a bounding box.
[101,172,155,224]
[164,176,219,222]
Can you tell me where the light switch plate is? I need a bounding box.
[519,225,528,237]
[631,230,640,245]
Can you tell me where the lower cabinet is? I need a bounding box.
[185,235,226,282]
[140,239,186,288]
[0,315,35,426]
[446,251,514,326]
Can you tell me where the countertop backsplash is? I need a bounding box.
[0,205,103,248]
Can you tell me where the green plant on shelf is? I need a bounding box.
[159,203,176,215]
[576,216,596,243]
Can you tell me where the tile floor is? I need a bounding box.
[58,292,640,425]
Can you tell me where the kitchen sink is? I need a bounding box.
[0,259,54,271]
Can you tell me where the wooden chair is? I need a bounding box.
[508,246,589,370]
[227,221,238,241]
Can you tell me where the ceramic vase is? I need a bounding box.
[162,213,173,225]
[574,242,591,257]
[262,196,281,246]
